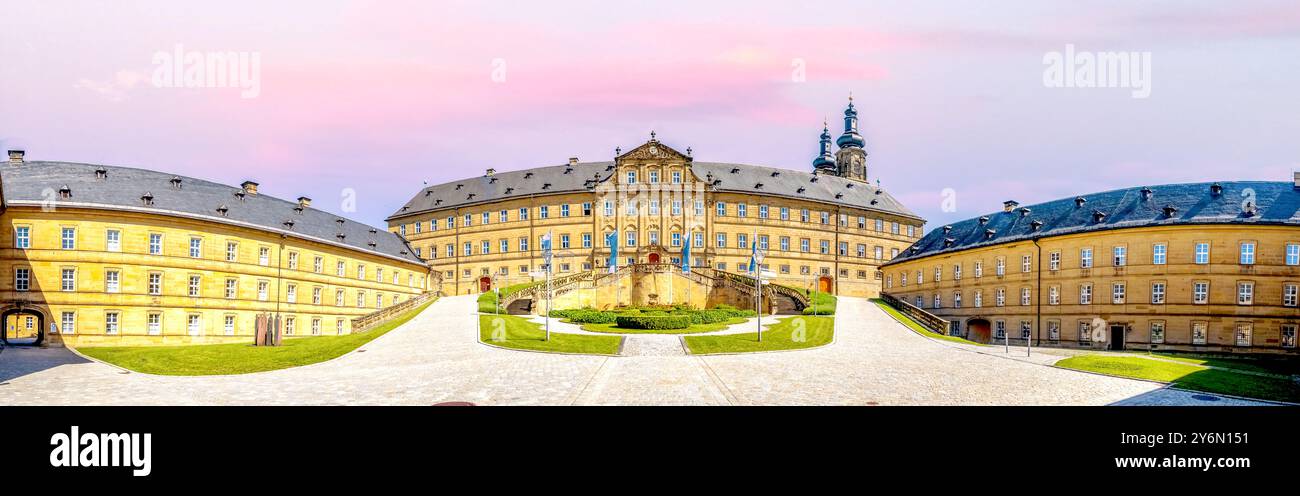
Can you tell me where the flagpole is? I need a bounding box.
[545,229,552,341]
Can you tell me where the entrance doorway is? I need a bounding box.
[478,276,492,293]
[647,253,661,264]
[817,276,832,293]
[1,309,45,346]
[967,318,991,344]
[1109,325,1126,350]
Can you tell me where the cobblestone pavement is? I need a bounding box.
[0,295,1272,405]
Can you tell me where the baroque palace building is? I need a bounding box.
[0,151,429,347]
[882,176,1300,354]
[388,100,925,299]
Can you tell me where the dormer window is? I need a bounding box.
[835,193,844,199]
[58,185,72,199]
[234,190,246,201]
[336,218,346,226]
[170,176,183,189]
[434,199,443,205]
[505,187,514,194]
[524,172,534,179]
[141,192,154,206]
[293,205,304,214]
[336,233,346,241]
[942,225,952,234]
[846,183,854,189]
[94,167,107,179]
[730,167,740,174]
[1140,187,1153,200]
[754,183,763,189]
[467,193,476,200]
[541,183,552,190]
[367,241,377,248]
[564,167,573,174]
[978,216,989,225]
[1019,207,1032,217]
[216,205,229,217]
[1243,201,1258,217]
[984,229,996,240]
[1030,220,1044,231]
[283,220,295,229]
[368,228,377,234]
[1092,210,1107,223]
[425,190,433,196]
[796,187,805,194]
[455,184,464,190]
[1210,183,1223,196]
[770,171,780,177]
[943,238,955,247]
[489,177,498,183]
[1074,196,1087,207]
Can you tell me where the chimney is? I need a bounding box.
[7,150,24,165]
[485,168,495,177]
[241,180,259,195]
[297,196,312,208]
[1003,200,1019,213]
[568,157,579,166]
[1293,171,1299,189]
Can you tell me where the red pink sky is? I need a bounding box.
[2,0,1298,226]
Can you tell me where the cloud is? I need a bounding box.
[73,70,147,102]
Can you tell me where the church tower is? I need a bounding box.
[811,120,836,174]
[833,96,868,182]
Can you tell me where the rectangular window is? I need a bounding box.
[1080,283,1092,305]
[1192,322,1207,345]
[286,284,297,303]
[1285,284,1298,307]
[1152,243,1167,265]
[974,261,983,278]
[287,252,298,269]
[226,278,238,299]
[313,287,322,305]
[715,232,727,249]
[259,247,270,265]
[1079,321,1091,344]
[188,275,202,297]
[671,232,682,247]
[716,202,726,217]
[694,200,704,216]
[105,312,120,335]
[500,210,509,223]
[1021,255,1032,273]
[1193,282,1209,304]
[519,237,528,251]
[672,200,682,216]
[953,264,962,279]
[14,226,30,249]
[257,281,268,301]
[61,312,76,334]
[1049,251,1060,271]
[1288,244,1300,266]
[995,288,1005,306]
[225,315,236,335]
[143,313,161,335]
[481,240,491,254]
[648,171,659,183]
[482,212,491,225]
[1021,287,1031,306]
[974,290,982,307]
[758,204,768,219]
[994,320,1006,339]
[539,205,549,219]
[61,268,76,291]
[1194,242,1210,264]
[464,213,473,226]
[1239,242,1255,265]
[226,242,238,262]
[189,237,202,258]
[953,292,962,308]
[1150,321,1165,344]
[738,234,748,249]
[148,233,162,254]
[1281,325,1296,348]
[106,270,121,293]
[995,258,1005,276]
[106,229,121,252]
[802,209,810,223]
[626,231,636,247]
[1235,323,1252,347]
[1048,320,1060,341]
[61,227,76,250]
[1112,282,1126,304]
[1079,248,1092,268]
[1049,286,1060,305]
[780,207,790,221]
[1237,282,1253,305]
[694,232,704,248]
[672,171,682,183]
[311,318,321,335]
[626,171,636,184]
[1151,282,1166,304]
[649,201,659,215]
[1113,246,1127,267]
[737,204,747,217]
[501,239,510,253]
[314,256,323,273]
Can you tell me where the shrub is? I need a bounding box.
[615,315,691,330]
[551,308,617,324]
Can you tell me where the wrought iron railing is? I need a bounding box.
[879,292,950,335]
[350,291,438,333]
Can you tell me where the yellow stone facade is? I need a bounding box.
[883,224,1300,354]
[389,140,923,299]
[1,206,429,347]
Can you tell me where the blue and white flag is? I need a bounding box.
[606,230,618,273]
[541,231,553,272]
[681,236,691,274]
[747,234,758,274]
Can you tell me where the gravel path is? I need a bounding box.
[0,295,1272,405]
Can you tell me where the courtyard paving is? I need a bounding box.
[0,295,1272,405]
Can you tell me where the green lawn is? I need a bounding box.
[872,299,984,346]
[1056,355,1300,403]
[76,301,435,376]
[573,317,751,335]
[684,315,833,354]
[1136,352,1300,376]
[479,314,622,355]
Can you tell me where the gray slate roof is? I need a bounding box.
[388,161,920,221]
[884,181,1300,266]
[2,161,423,264]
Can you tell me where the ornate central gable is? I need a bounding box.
[616,136,692,163]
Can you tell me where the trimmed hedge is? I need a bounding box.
[615,315,692,330]
[550,308,618,324]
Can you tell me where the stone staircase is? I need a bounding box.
[350,291,438,332]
